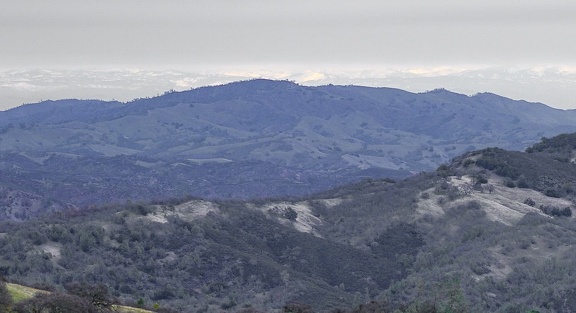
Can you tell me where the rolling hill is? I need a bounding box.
[2,134,576,312]
[1,79,576,220]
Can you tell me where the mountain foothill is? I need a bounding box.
[1,80,576,312]
[1,79,576,219]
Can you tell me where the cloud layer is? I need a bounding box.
[1,66,575,111]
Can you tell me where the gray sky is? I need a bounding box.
[1,0,576,108]
[2,0,576,69]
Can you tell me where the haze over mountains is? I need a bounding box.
[2,67,576,111]
[1,79,576,219]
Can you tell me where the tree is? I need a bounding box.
[0,281,12,313]
[283,302,314,313]
[64,282,113,310]
[350,301,388,312]
[284,207,298,220]
[524,198,536,207]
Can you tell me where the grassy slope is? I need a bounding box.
[6,283,154,313]
[6,283,47,303]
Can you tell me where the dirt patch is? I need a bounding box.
[144,214,169,224]
[417,175,570,226]
[158,251,178,265]
[174,200,219,219]
[254,201,323,237]
[144,200,219,223]
[318,198,343,208]
[38,242,62,261]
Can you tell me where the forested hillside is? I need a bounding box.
[1,80,576,220]
[2,134,576,312]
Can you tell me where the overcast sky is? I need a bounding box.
[1,0,576,108]
[2,0,575,70]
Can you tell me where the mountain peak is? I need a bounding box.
[215,78,299,91]
[1,81,576,207]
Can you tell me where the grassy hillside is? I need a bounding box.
[5,282,154,313]
[2,80,576,220]
[6,283,47,302]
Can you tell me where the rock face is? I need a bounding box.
[1,79,576,215]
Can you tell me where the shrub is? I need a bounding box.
[524,198,536,207]
[437,197,446,206]
[517,178,529,188]
[462,159,475,168]
[504,179,516,188]
[64,282,113,310]
[545,189,561,198]
[466,200,481,210]
[539,205,572,217]
[283,207,298,221]
[283,302,314,313]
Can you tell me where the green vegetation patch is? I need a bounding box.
[4,282,154,313]
[6,283,47,303]
[113,304,155,313]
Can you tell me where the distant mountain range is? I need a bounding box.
[1,79,576,219]
[2,67,576,111]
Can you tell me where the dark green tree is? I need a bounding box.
[284,208,298,220]
[284,302,314,313]
[0,280,12,313]
[64,282,113,310]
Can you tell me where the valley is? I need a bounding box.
[1,80,576,220]
[1,82,576,312]
[1,134,576,311]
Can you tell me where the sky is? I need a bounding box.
[1,0,576,109]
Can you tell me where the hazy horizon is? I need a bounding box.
[2,1,575,109]
[1,66,576,111]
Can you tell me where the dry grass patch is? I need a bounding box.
[6,283,48,303]
[252,201,324,237]
[113,305,155,313]
[417,175,571,226]
[6,283,154,312]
